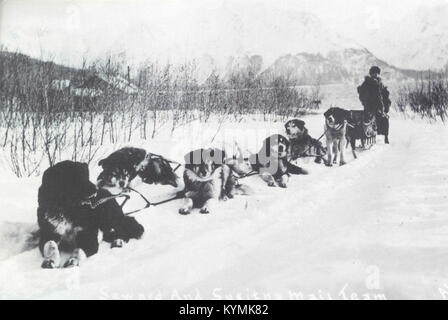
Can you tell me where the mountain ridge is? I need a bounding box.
[0,49,437,89]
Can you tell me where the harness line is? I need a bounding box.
[95,125,354,215]
[296,127,329,159]
[123,187,183,216]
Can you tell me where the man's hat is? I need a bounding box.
[369,66,381,75]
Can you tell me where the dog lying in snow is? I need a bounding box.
[284,119,327,164]
[179,148,250,215]
[37,161,144,268]
[97,147,179,192]
[227,135,308,188]
[324,107,357,166]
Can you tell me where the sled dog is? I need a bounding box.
[324,107,357,166]
[228,135,308,188]
[179,148,240,214]
[285,119,327,164]
[97,147,179,192]
[37,161,144,268]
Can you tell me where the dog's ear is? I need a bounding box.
[275,135,289,149]
[135,148,147,161]
[298,120,309,135]
[324,108,333,118]
[98,159,106,167]
[297,120,306,129]
[41,164,59,189]
[233,141,243,160]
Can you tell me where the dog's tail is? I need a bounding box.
[287,162,309,175]
[0,222,40,260]
[26,229,40,250]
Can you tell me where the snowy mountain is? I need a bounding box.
[165,4,369,83]
[175,5,428,84]
[182,6,429,85]
[1,2,435,85]
[261,48,417,85]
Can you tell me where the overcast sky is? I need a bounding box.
[1,0,446,67]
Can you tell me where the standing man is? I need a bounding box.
[357,66,391,144]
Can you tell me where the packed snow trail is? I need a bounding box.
[0,115,448,299]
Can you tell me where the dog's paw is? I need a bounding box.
[63,249,86,268]
[179,207,191,215]
[111,239,125,249]
[267,182,276,187]
[42,240,60,268]
[325,162,333,167]
[64,258,79,268]
[41,259,58,269]
[340,161,347,166]
[199,207,211,214]
[278,182,288,188]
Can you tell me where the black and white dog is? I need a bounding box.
[97,147,179,192]
[228,135,308,188]
[37,161,144,268]
[180,148,233,214]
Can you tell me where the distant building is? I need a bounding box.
[48,73,138,111]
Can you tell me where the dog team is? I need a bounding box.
[36,106,386,268]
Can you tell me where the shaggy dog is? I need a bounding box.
[285,119,327,164]
[97,147,179,192]
[37,161,144,268]
[285,119,308,140]
[324,107,357,166]
[229,135,308,188]
[179,148,239,215]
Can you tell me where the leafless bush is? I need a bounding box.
[396,74,448,122]
[0,50,322,177]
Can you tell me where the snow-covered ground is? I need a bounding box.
[0,106,448,300]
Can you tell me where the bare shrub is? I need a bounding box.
[0,50,322,177]
[396,73,448,122]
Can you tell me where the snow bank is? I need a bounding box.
[0,111,447,300]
